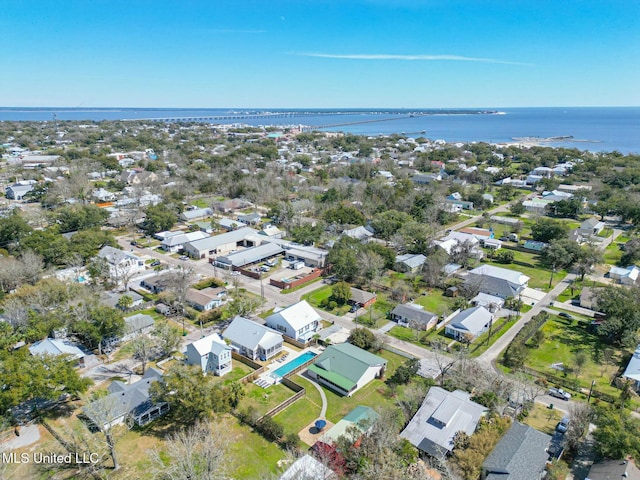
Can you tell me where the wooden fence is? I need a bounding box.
[232,351,266,384]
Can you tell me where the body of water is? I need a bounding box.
[0,106,637,154]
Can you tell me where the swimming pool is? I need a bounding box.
[272,351,317,378]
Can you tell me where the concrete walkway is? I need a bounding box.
[300,372,328,419]
[377,321,396,333]
[2,424,40,450]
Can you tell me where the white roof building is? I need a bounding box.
[265,300,322,342]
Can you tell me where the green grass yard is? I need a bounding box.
[240,382,298,417]
[303,284,351,316]
[414,290,457,316]
[525,315,631,401]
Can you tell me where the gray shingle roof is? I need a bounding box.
[483,422,551,480]
[391,303,438,325]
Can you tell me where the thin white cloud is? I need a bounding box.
[290,52,532,66]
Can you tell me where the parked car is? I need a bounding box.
[558,312,573,319]
[179,255,189,261]
[556,416,570,434]
[230,271,241,276]
[548,387,572,401]
[150,260,161,267]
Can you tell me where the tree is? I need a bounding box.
[369,210,413,241]
[116,294,134,311]
[621,238,640,266]
[593,286,640,346]
[327,237,359,281]
[573,351,588,377]
[0,211,32,252]
[449,240,476,268]
[592,407,640,460]
[166,266,195,317]
[323,204,365,225]
[540,238,581,287]
[547,197,582,219]
[150,363,236,423]
[0,348,92,413]
[422,248,448,288]
[495,249,514,264]
[131,335,156,374]
[564,404,593,452]
[71,305,125,355]
[154,319,182,356]
[387,358,420,387]
[149,419,231,480]
[356,250,385,287]
[509,201,525,215]
[331,281,352,305]
[574,243,603,281]
[142,202,179,236]
[347,327,378,351]
[531,218,569,243]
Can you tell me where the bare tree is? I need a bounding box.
[149,418,232,480]
[131,335,156,374]
[166,266,195,317]
[2,296,29,328]
[0,256,22,292]
[81,394,133,471]
[433,350,466,387]
[564,403,594,452]
[19,250,45,285]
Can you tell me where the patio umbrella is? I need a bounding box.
[315,419,327,431]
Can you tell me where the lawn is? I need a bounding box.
[240,382,297,417]
[469,316,518,358]
[303,284,351,316]
[604,241,625,266]
[482,256,566,291]
[522,403,564,436]
[414,289,457,316]
[273,375,324,443]
[212,361,255,385]
[525,315,631,401]
[224,416,285,479]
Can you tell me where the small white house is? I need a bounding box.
[445,306,493,341]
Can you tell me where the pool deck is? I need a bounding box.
[254,346,323,388]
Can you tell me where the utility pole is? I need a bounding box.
[587,379,596,403]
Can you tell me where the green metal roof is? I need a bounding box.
[309,343,387,392]
[308,364,356,391]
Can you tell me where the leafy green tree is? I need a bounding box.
[50,204,110,232]
[547,197,582,219]
[347,327,378,351]
[20,228,70,266]
[150,364,236,423]
[369,210,413,241]
[323,204,365,225]
[531,217,569,243]
[331,281,352,305]
[71,305,125,355]
[574,243,603,280]
[509,200,525,215]
[142,203,179,235]
[0,348,92,412]
[592,407,640,460]
[620,238,640,266]
[0,211,32,252]
[495,249,514,264]
[387,358,420,387]
[116,294,133,310]
[328,237,359,281]
[593,286,640,346]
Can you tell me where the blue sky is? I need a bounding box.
[1,0,638,108]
